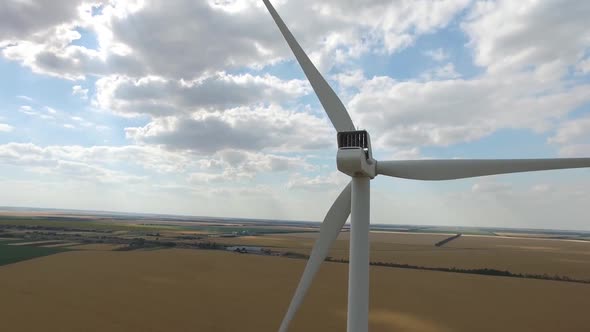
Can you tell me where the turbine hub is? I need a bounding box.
[336,130,376,178]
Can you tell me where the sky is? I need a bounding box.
[0,0,589,230]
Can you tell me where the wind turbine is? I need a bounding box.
[261,1,590,331]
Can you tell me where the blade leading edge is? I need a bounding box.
[279,181,352,332]
[376,158,590,180]
[262,0,355,132]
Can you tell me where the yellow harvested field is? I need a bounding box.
[221,232,590,279]
[0,249,589,332]
[67,243,126,251]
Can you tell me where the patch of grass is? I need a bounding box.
[0,243,67,266]
[0,238,27,244]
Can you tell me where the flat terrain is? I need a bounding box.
[221,232,590,279]
[1,210,590,331]
[1,249,589,332]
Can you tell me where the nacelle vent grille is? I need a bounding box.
[337,130,369,149]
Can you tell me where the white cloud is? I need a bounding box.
[51,159,146,184]
[549,115,590,157]
[462,0,590,77]
[0,0,87,40]
[548,116,590,145]
[471,181,511,194]
[215,149,312,173]
[420,62,461,80]
[347,73,590,149]
[556,144,590,157]
[72,85,88,99]
[0,123,14,132]
[333,69,366,89]
[1,0,471,80]
[125,105,333,153]
[38,114,54,120]
[0,143,188,180]
[94,72,311,117]
[388,147,423,160]
[208,184,274,198]
[342,1,590,152]
[188,172,235,184]
[63,124,75,129]
[0,0,476,158]
[530,184,552,194]
[287,171,348,191]
[190,150,313,184]
[16,95,33,102]
[0,143,315,184]
[18,105,54,119]
[19,105,38,116]
[423,48,449,62]
[441,179,590,230]
[578,57,590,74]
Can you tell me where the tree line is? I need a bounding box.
[282,252,590,285]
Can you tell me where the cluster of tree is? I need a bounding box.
[434,233,462,247]
[178,235,202,240]
[130,238,146,246]
[28,231,58,236]
[193,241,223,250]
[116,237,176,251]
[282,251,312,259]
[232,247,273,255]
[5,224,111,233]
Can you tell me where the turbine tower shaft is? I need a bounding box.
[348,176,370,332]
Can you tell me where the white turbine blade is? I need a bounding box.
[262,0,355,132]
[376,158,590,180]
[279,181,352,332]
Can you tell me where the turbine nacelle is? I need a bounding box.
[336,130,376,178]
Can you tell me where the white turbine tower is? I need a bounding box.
[261,1,590,331]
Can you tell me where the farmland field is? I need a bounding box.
[0,249,589,332]
[1,211,590,331]
[0,243,66,266]
[220,231,590,279]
